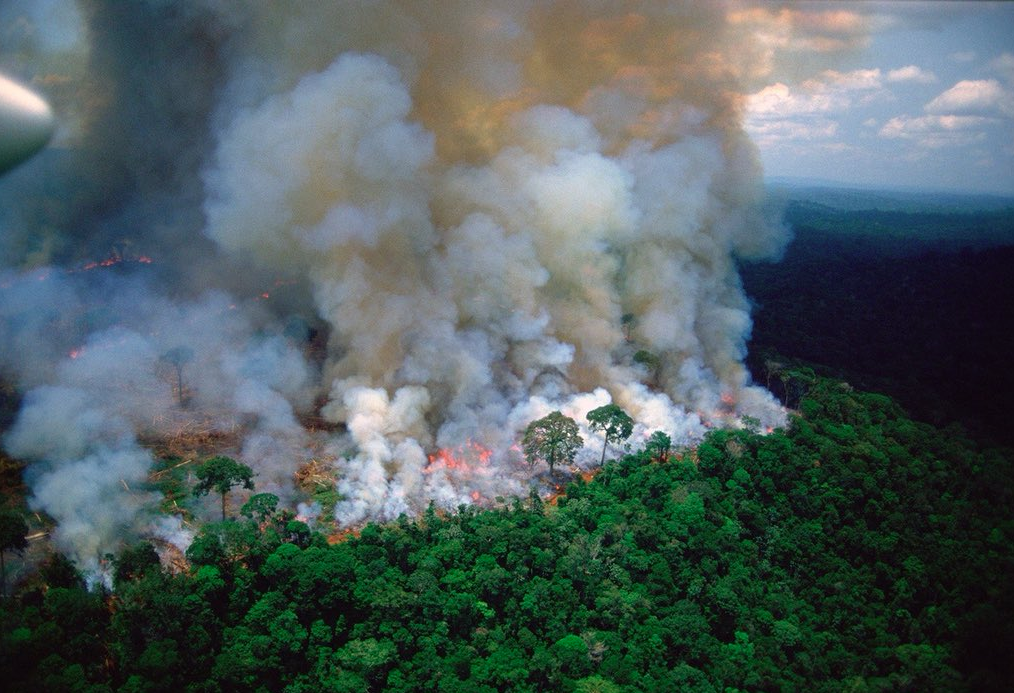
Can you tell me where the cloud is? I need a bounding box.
[746,82,835,117]
[749,68,885,116]
[925,79,1014,117]
[817,68,883,91]
[728,6,872,54]
[886,65,937,84]
[725,5,877,82]
[949,51,976,64]
[745,117,838,147]
[745,67,886,145]
[879,114,993,148]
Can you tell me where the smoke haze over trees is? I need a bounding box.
[0,1,794,570]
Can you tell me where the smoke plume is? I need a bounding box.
[1,1,789,570]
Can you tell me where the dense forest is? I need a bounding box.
[2,187,1014,691]
[2,377,1012,691]
[743,191,1014,446]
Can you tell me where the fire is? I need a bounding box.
[426,440,494,471]
[252,278,296,303]
[71,251,154,274]
[425,440,496,505]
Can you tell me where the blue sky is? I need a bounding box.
[742,2,1014,195]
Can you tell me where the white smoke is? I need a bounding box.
[1,1,792,568]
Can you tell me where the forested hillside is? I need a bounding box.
[2,377,1012,691]
[743,193,1014,446]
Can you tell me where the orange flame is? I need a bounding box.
[425,440,496,504]
[71,252,154,274]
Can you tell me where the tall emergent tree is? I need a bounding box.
[586,403,634,465]
[194,456,255,521]
[523,411,582,474]
[0,508,28,598]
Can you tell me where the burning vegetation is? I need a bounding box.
[1,1,790,575]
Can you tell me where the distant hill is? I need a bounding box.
[766,178,1014,214]
[761,182,1014,257]
[744,184,1014,445]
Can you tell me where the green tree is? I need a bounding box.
[0,508,28,597]
[644,430,672,462]
[194,456,255,520]
[586,404,634,465]
[241,492,280,523]
[523,411,582,474]
[113,541,161,589]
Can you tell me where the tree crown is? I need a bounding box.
[194,456,255,497]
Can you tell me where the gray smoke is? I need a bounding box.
[1,1,790,571]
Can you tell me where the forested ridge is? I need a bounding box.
[2,376,1012,691]
[743,198,1014,446]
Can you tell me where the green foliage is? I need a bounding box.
[194,455,255,521]
[0,507,28,556]
[38,552,84,590]
[586,404,634,464]
[113,542,160,589]
[1,377,1012,690]
[643,430,672,462]
[632,350,660,381]
[240,492,279,523]
[0,507,28,598]
[522,411,582,474]
[311,484,341,520]
[150,456,191,518]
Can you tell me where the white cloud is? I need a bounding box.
[745,117,839,145]
[817,68,883,91]
[746,67,893,151]
[746,82,834,117]
[748,68,886,118]
[925,79,1014,117]
[886,65,937,84]
[879,114,993,148]
[949,51,976,63]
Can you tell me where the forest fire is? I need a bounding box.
[0,0,790,577]
[425,440,494,474]
[73,253,152,273]
[720,392,737,411]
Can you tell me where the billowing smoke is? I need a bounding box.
[1,1,788,570]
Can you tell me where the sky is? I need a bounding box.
[742,1,1014,195]
[1,1,1012,195]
